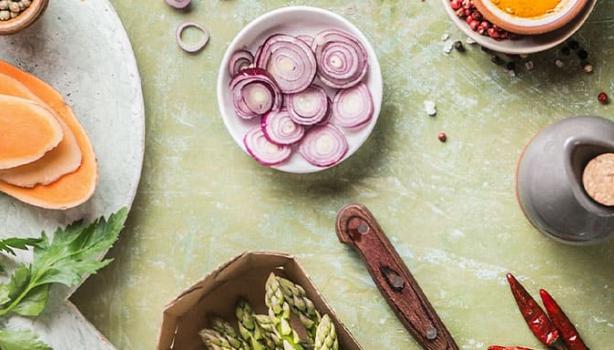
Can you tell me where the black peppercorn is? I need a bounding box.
[567,39,580,50]
[506,61,516,71]
[561,46,571,56]
[454,41,465,52]
[578,49,588,60]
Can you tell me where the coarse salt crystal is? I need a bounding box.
[424,100,437,116]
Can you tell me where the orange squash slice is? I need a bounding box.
[0,61,97,209]
[0,95,63,170]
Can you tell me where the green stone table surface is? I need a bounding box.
[72,1,614,349]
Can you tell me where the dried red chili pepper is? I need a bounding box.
[540,289,589,350]
[506,273,560,346]
[488,346,534,350]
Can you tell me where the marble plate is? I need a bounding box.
[0,0,144,348]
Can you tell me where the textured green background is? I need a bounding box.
[72,1,614,349]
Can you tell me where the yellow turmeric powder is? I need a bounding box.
[491,0,562,18]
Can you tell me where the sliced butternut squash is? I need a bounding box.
[0,95,63,170]
[0,73,83,188]
[0,61,97,210]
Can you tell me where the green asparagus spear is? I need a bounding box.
[211,317,251,350]
[253,314,283,349]
[265,273,305,350]
[236,299,281,350]
[200,329,235,350]
[276,276,321,338]
[314,315,338,350]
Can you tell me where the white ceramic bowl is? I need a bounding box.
[442,0,596,54]
[217,6,383,174]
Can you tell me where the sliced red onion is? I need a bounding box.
[312,30,369,89]
[228,49,254,76]
[244,127,291,166]
[331,83,373,128]
[287,85,329,125]
[230,68,282,119]
[317,97,333,126]
[296,35,314,47]
[299,124,348,167]
[261,110,305,145]
[255,34,317,94]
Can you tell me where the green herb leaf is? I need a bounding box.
[0,208,128,317]
[0,238,41,256]
[0,329,51,350]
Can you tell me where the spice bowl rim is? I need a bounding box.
[441,0,596,54]
[216,5,383,174]
[0,0,49,35]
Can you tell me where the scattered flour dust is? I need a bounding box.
[462,338,485,349]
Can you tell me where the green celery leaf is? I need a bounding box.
[0,329,51,350]
[0,238,41,256]
[0,208,128,317]
[12,285,48,317]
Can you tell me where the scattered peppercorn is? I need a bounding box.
[598,92,609,105]
[491,55,504,65]
[438,132,447,143]
[454,40,466,52]
[567,39,580,50]
[561,46,571,56]
[506,61,516,71]
[450,0,515,41]
[577,49,588,60]
[583,63,593,74]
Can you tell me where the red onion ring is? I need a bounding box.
[244,127,292,166]
[176,22,209,53]
[166,0,191,10]
[296,35,314,47]
[299,124,348,167]
[331,83,373,128]
[261,110,305,145]
[287,85,329,126]
[228,49,254,76]
[312,29,368,89]
[255,34,317,94]
[230,68,282,119]
[317,97,333,126]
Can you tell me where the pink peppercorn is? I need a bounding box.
[451,0,462,10]
[598,92,609,105]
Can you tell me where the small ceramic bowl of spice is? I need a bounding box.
[473,0,588,35]
[0,0,48,35]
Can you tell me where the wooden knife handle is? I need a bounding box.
[336,203,459,350]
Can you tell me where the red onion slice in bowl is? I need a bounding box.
[331,83,373,128]
[228,49,254,76]
[244,127,292,166]
[287,85,329,125]
[255,34,317,94]
[312,29,369,89]
[230,68,282,119]
[299,124,348,167]
[296,34,314,47]
[261,110,305,145]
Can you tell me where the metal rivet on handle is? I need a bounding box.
[426,327,438,340]
[357,222,369,234]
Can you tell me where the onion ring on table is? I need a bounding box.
[165,0,191,10]
[176,22,210,53]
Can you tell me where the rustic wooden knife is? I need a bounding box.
[336,203,459,350]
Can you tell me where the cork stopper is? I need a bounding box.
[583,153,614,206]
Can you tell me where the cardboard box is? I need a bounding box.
[158,252,363,350]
